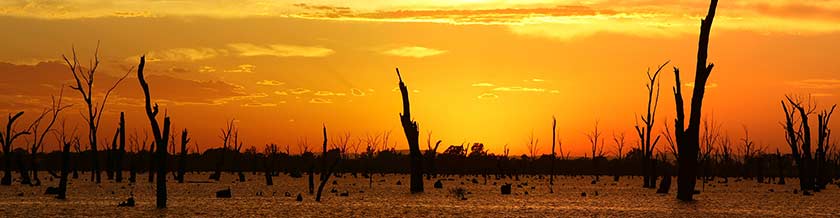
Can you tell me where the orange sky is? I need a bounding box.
[1,0,839,156]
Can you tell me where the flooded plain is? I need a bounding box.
[0,173,838,217]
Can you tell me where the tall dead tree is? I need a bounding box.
[320,125,328,182]
[63,43,130,183]
[550,117,557,187]
[635,61,668,188]
[815,104,835,190]
[783,96,835,193]
[178,129,190,183]
[137,55,171,208]
[672,0,718,201]
[315,125,340,202]
[1,112,29,185]
[782,96,813,192]
[396,68,424,193]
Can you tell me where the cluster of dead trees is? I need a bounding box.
[782,96,837,194]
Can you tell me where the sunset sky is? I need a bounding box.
[1,0,838,156]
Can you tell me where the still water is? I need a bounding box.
[0,173,837,217]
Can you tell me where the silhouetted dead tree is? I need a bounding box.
[71,138,82,179]
[63,43,130,184]
[526,131,540,159]
[232,128,245,182]
[718,134,732,182]
[320,125,328,182]
[396,68,424,193]
[550,117,557,188]
[424,131,441,179]
[635,61,668,189]
[700,116,720,186]
[115,112,125,183]
[211,119,235,181]
[782,96,812,192]
[740,126,766,182]
[296,137,315,193]
[137,55,171,209]
[25,87,70,186]
[782,95,835,193]
[54,120,76,200]
[815,104,835,190]
[1,112,29,185]
[672,0,718,201]
[105,127,118,181]
[177,129,190,183]
[613,131,626,182]
[586,121,605,181]
[316,125,340,202]
[365,134,380,188]
[264,143,278,186]
[331,131,352,159]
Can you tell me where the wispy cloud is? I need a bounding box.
[256,80,284,86]
[478,93,499,99]
[144,47,225,62]
[228,43,335,58]
[493,86,545,92]
[6,1,840,38]
[309,98,333,104]
[241,102,279,107]
[382,46,447,58]
[198,66,217,73]
[223,64,256,73]
[471,83,495,87]
[314,90,336,96]
[351,88,366,96]
[789,79,840,89]
[289,88,311,95]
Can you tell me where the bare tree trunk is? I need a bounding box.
[116,112,125,183]
[316,159,339,202]
[178,129,189,183]
[155,118,170,208]
[137,55,170,208]
[673,0,718,202]
[106,132,114,181]
[2,112,28,185]
[396,68,424,194]
[550,117,556,189]
[57,141,71,199]
[321,126,327,182]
